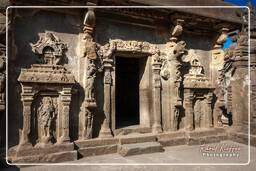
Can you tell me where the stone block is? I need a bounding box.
[12,151,77,164]
[15,142,74,157]
[158,137,187,147]
[75,138,118,148]
[117,142,164,157]
[119,134,156,145]
[78,144,117,157]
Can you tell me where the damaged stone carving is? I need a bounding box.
[30,32,67,65]
[36,97,56,147]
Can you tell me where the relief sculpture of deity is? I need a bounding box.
[36,97,56,147]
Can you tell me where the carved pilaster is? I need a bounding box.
[99,59,113,138]
[18,85,34,147]
[184,89,194,131]
[57,87,72,144]
[152,54,162,133]
[205,92,214,128]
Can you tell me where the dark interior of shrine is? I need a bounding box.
[115,57,140,128]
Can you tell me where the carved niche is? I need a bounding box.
[18,32,75,148]
[183,50,214,130]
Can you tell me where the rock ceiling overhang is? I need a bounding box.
[9,0,244,33]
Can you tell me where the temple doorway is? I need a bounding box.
[115,57,140,128]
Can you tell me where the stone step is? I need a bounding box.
[117,142,164,157]
[78,144,118,158]
[118,134,157,145]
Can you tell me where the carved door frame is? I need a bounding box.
[99,39,162,135]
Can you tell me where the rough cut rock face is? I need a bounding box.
[1,1,254,164]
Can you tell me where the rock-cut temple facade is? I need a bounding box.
[0,0,255,163]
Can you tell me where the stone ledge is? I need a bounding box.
[78,144,117,157]
[158,137,187,147]
[75,138,118,148]
[13,142,75,157]
[11,150,77,164]
[187,135,222,145]
[117,142,164,157]
[118,134,157,145]
[156,131,186,140]
[186,128,224,138]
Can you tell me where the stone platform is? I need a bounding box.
[7,128,234,164]
[75,128,227,158]
[8,142,77,164]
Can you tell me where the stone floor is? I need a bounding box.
[1,140,255,171]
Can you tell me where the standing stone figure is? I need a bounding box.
[85,59,97,101]
[37,97,55,146]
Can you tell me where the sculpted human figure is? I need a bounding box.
[37,97,55,146]
[85,59,97,101]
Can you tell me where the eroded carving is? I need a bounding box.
[36,97,56,147]
[30,32,67,65]
[85,59,97,101]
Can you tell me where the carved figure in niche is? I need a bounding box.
[37,97,55,146]
[194,100,202,129]
[83,108,93,139]
[85,59,97,101]
[194,99,207,129]
[30,32,67,65]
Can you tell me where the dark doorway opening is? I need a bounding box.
[116,57,140,128]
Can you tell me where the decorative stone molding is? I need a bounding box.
[30,32,67,65]
[98,39,159,58]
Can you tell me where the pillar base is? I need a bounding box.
[57,136,70,144]
[99,128,113,138]
[152,124,162,134]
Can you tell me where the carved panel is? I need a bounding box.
[32,95,58,147]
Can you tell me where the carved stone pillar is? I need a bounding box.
[152,56,162,134]
[211,27,229,127]
[18,85,34,147]
[184,89,194,131]
[205,92,214,128]
[57,87,72,144]
[99,59,113,138]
